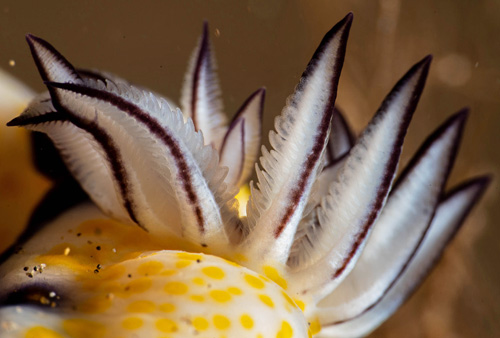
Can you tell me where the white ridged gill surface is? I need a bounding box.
[219,88,264,188]
[318,178,487,337]
[288,158,346,269]
[51,83,234,249]
[15,93,133,224]
[180,23,227,149]
[318,112,465,324]
[242,15,352,267]
[288,58,430,301]
[26,34,82,84]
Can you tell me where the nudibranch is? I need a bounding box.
[0,13,490,338]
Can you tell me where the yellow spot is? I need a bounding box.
[210,290,232,303]
[161,269,177,276]
[176,252,203,261]
[258,294,274,308]
[159,303,176,313]
[127,300,156,313]
[120,277,152,296]
[192,317,209,331]
[233,253,248,262]
[263,265,288,290]
[100,264,126,281]
[164,281,188,295]
[223,258,242,267]
[156,318,178,333]
[202,266,225,279]
[64,247,71,256]
[78,296,112,314]
[63,319,106,338]
[25,326,64,338]
[175,260,192,268]
[281,290,297,308]
[227,287,242,295]
[309,318,321,336]
[213,315,231,330]
[137,261,163,275]
[190,294,205,302]
[122,317,143,330]
[294,299,306,312]
[240,314,254,329]
[192,277,205,285]
[244,274,265,289]
[276,321,293,338]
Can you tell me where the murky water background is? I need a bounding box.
[0,1,498,337]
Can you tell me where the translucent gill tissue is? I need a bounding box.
[0,13,490,338]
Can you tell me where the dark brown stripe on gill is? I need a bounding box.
[191,22,210,131]
[48,82,206,234]
[327,176,490,326]
[273,16,351,238]
[273,105,334,238]
[329,57,431,281]
[7,108,141,229]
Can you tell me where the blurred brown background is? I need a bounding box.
[0,1,498,337]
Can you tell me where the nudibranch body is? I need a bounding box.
[0,13,490,338]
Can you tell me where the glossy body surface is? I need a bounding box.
[0,3,497,338]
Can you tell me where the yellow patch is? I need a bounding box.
[202,266,225,279]
[160,269,177,276]
[164,281,188,295]
[158,303,176,313]
[176,252,203,261]
[137,261,163,275]
[192,317,209,331]
[25,326,64,338]
[156,318,178,333]
[244,274,265,289]
[240,314,254,330]
[227,286,243,295]
[276,321,293,338]
[122,317,143,330]
[99,264,126,281]
[293,298,306,312]
[263,265,288,290]
[210,290,232,303]
[175,259,192,268]
[213,315,231,330]
[309,317,322,335]
[190,294,205,302]
[119,277,152,297]
[63,319,106,338]
[127,300,156,313]
[258,294,275,308]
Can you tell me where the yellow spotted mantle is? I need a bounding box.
[0,203,318,338]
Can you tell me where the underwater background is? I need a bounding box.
[0,1,498,337]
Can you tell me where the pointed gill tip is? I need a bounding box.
[469,174,493,201]
[202,20,209,36]
[479,174,493,188]
[344,12,354,23]
[337,12,353,34]
[6,116,20,127]
[419,54,433,71]
[443,107,469,129]
[454,107,470,123]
